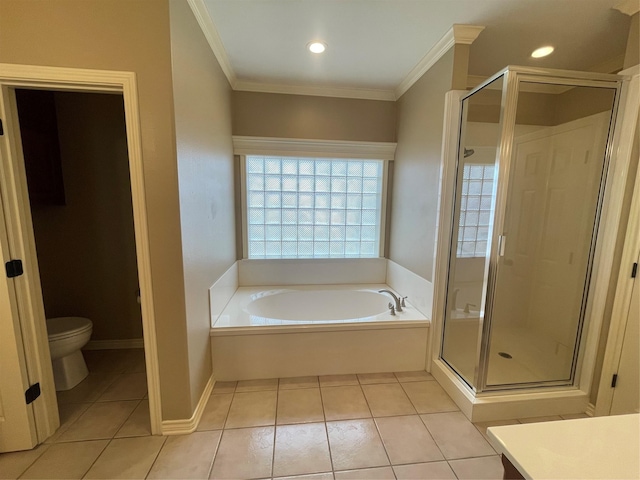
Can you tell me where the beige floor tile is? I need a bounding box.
[212,381,237,394]
[97,373,147,402]
[123,349,146,374]
[20,440,108,479]
[84,436,166,479]
[326,419,389,471]
[147,430,221,479]
[561,413,590,420]
[277,388,325,425]
[275,474,334,480]
[0,444,49,480]
[197,394,233,431]
[393,461,457,479]
[375,415,444,465]
[361,384,416,417]
[421,412,494,460]
[83,349,130,374]
[273,423,332,477]
[334,466,395,479]
[226,390,277,428]
[57,400,138,442]
[236,378,278,392]
[319,374,359,387]
[518,415,563,424]
[394,371,434,382]
[55,373,118,404]
[321,385,371,421]
[115,400,151,438]
[473,419,519,448]
[46,402,92,443]
[449,455,504,480]
[210,426,274,479]
[401,381,458,414]
[357,373,397,385]
[279,376,319,390]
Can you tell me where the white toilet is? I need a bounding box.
[46,317,93,391]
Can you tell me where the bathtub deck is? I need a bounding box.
[210,284,431,381]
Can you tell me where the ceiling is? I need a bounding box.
[199,0,632,99]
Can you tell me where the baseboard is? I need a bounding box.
[161,374,215,435]
[84,338,144,350]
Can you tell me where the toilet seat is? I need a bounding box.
[47,317,93,341]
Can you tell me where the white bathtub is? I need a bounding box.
[210,284,430,380]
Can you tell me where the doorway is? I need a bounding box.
[0,65,161,452]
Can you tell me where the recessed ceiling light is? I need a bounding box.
[531,46,554,58]
[308,42,326,54]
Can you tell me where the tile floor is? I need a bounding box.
[0,351,589,480]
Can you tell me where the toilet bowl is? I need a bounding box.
[46,317,93,391]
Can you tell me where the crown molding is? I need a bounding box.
[614,0,640,16]
[589,54,626,73]
[187,0,237,87]
[234,80,396,101]
[232,136,397,160]
[395,24,485,99]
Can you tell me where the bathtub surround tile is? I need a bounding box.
[394,370,434,382]
[236,378,279,392]
[97,372,147,402]
[277,388,325,425]
[374,415,444,465]
[420,412,494,460]
[319,374,359,387]
[401,380,458,414]
[225,390,277,428]
[55,373,118,404]
[517,415,563,423]
[57,400,138,442]
[357,373,397,385]
[147,431,221,479]
[0,444,49,480]
[448,455,504,480]
[210,426,275,479]
[212,380,237,394]
[273,423,332,477]
[20,440,108,479]
[84,436,166,479]
[334,467,396,479]
[360,384,416,417]
[115,399,151,437]
[279,376,320,390]
[198,393,234,431]
[321,385,371,421]
[46,402,92,443]
[326,419,389,471]
[393,461,457,480]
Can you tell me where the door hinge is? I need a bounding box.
[25,383,41,404]
[632,262,638,279]
[611,374,618,388]
[0,118,3,135]
[5,259,24,278]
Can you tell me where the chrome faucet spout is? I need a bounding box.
[378,289,403,312]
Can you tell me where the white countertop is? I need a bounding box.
[487,414,640,480]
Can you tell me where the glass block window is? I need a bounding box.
[457,164,495,257]
[245,156,384,259]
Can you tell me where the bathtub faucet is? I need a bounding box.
[378,289,404,312]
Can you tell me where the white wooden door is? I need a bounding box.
[0,196,38,452]
[611,253,640,415]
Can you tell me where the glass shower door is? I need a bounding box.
[483,82,617,388]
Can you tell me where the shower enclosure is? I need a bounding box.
[440,66,622,394]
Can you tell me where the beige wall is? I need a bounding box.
[388,49,455,281]
[30,92,142,342]
[624,12,639,69]
[169,0,235,413]
[0,0,192,420]
[232,91,396,142]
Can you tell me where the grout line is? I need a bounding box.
[318,379,336,476]
[358,382,393,471]
[142,435,167,479]
[270,378,280,479]
[80,437,113,479]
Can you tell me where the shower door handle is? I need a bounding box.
[497,235,507,257]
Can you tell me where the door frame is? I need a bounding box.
[0,63,162,438]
